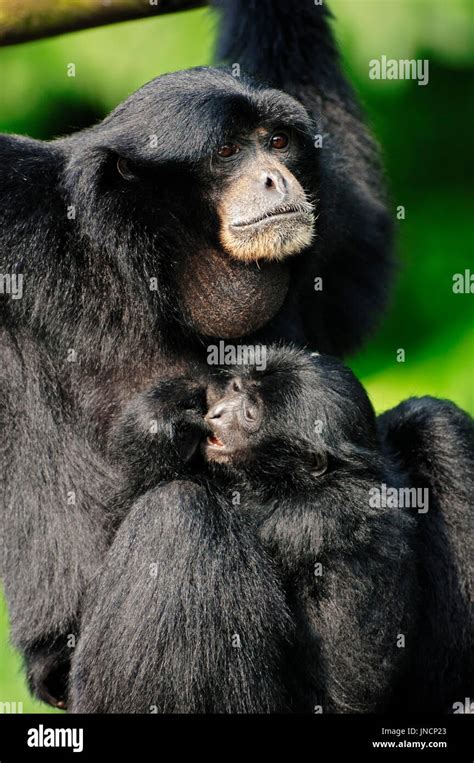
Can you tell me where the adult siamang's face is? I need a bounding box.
[209,127,314,263]
[66,69,317,338]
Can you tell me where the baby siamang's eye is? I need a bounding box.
[217,143,240,159]
[232,379,243,393]
[116,157,137,181]
[270,133,289,150]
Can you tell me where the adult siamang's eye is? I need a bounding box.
[232,378,243,393]
[217,143,240,159]
[270,132,289,150]
[117,157,138,181]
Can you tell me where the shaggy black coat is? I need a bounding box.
[69,347,473,713]
[0,1,394,707]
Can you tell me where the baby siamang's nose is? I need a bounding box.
[261,169,288,196]
[205,402,227,422]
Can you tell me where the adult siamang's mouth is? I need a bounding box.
[230,204,313,230]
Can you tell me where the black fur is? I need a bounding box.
[378,398,474,711]
[70,481,293,713]
[69,374,293,712]
[0,0,394,707]
[70,347,473,713]
[214,0,394,353]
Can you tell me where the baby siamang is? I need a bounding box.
[69,385,291,713]
[0,1,394,707]
[70,347,473,713]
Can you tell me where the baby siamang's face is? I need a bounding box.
[202,349,377,474]
[204,375,266,465]
[202,356,318,470]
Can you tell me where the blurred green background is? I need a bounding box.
[0,0,472,712]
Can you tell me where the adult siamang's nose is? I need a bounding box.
[261,169,288,196]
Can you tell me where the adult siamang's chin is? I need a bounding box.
[179,247,290,338]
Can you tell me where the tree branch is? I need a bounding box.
[0,0,207,46]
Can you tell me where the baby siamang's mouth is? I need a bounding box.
[207,435,225,448]
[202,435,238,463]
[230,205,311,230]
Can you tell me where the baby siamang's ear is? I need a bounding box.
[310,451,328,477]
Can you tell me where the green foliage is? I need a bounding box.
[0,594,61,713]
[0,0,472,711]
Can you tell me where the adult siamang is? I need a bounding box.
[0,0,395,708]
[69,346,473,713]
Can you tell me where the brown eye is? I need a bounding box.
[271,133,289,150]
[117,157,137,181]
[217,143,240,159]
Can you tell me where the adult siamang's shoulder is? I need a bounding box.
[0,133,62,176]
[0,135,69,277]
[0,134,64,217]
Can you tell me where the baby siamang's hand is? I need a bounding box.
[109,378,210,491]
